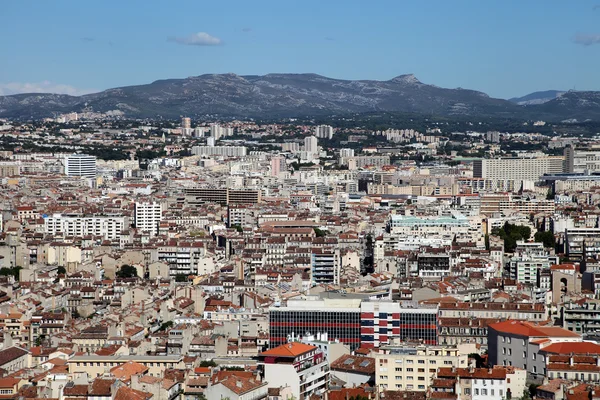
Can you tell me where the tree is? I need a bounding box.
[534,231,556,249]
[158,321,173,331]
[175,274,188,282]
[231,224,243,233]
[116,265,138,278]
[313,228,328,237]
[491,222,531,253]
[199,360,217,367]
[57,266,66,275]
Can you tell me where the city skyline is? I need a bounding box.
[2,0,600,99]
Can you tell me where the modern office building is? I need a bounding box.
[191,146,247,157]
[184,187,261,205]
[269,298,362,350]
[64,154,97,178]
[134,201,162,236]
[360,302,438,348]
[473,157,564,181]
[270,299,439,351]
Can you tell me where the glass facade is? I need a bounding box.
[269,309,361,350]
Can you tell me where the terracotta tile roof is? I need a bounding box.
[260,342,316,358]
[218,375,266,395]
[489,320,580,338]
[114,387,153,400]
[542,342,600,355]
[110,361,149,381]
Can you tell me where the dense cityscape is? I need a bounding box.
[0,109,597,400]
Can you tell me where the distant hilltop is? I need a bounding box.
[1,73,599,121]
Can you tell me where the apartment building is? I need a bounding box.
[339,155,391,169]
[67,355,184,378]
[311,248,340,285]
[374,343,472,392]
[487,320,581,380]
[564,145,600,173]
[134,201,162,236]
[191,145,246,157]
[473,157,564,181]
[64,154,97,178]
[259,342,329,400]
[44,214,129,240]
[436,366,527,400]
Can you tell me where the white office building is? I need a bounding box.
[64,154,97,178]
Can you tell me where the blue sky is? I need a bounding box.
[1,0,599,99]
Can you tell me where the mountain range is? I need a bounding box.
[1,73,599,121]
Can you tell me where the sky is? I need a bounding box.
[1,0,599,99]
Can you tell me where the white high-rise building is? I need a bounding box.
[304,136,318,153]
[270,156,286,176]
[64,154,97,178]
[135,201,162,236]
[182,117,191,129]
[314,125,334,139]
[339,148,354,158]
[194,127,206,138]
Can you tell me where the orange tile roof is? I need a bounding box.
[542,342,600,355]
[110,361,149,381]
[260,342,316,358]
[490,320,580,338]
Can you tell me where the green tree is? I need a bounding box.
[199,360,217,367]
[158,321,173,331]
[116,265,138,278]
[57,266,66,275]
[534,231,556,249]
[491,222,531,253]
[231,224,243,233]
[313,228,328,237]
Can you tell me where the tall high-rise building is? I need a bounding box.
[339,148,355,158]
[135,201,163,236]
[270,156,286,176]
[181,117,191,129]
[314,125,334,139]
[64,154,97,178]
[304,136,318,154]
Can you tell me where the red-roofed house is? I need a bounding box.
[488,320,582,380]
[259,342,329,400]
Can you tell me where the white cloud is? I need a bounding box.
[168,32,222,46]
[0,81,93,96]
[572,33,600,46]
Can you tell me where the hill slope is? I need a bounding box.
[0,73,598,121]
